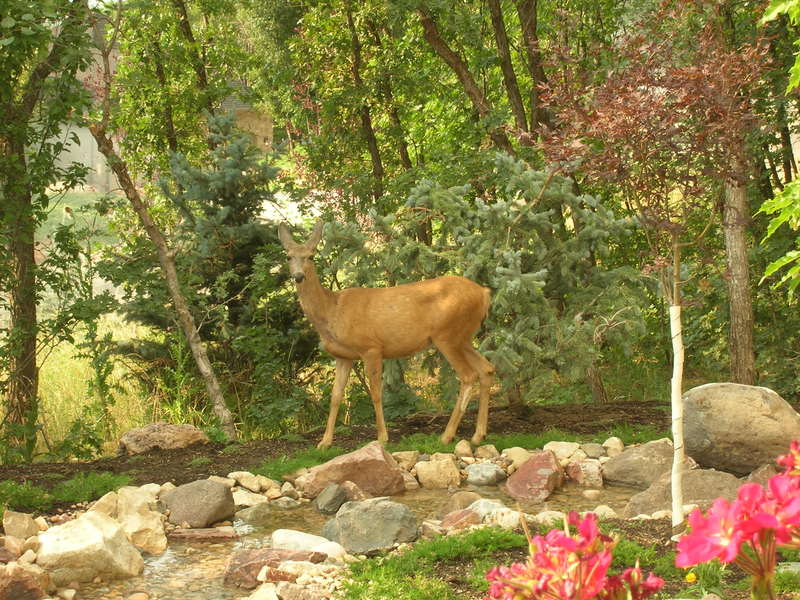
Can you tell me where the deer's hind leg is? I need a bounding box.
[318,357,353,449]
[434,341,479,444]
[462,347,494,445]
[363,350,389,444]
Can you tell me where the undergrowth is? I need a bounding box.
[0,471,131,516]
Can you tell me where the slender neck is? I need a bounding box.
[296,260,336,327]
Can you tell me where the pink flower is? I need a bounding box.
[675,498,748,566]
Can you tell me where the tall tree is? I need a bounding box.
[0,0,92,455]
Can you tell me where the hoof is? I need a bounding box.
[317,439,332,449]
[470,433,485,446]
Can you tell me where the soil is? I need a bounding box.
[0,400,782,599]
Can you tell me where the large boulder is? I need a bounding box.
[36,511,143,586]
[294,442,405,499]
[602,438,673,488]
[683,383,800,474]
[161,479,235,527]
[321,498,417,554]
[503,451,563,503]
[622,468,743,518]
[116,486,167,554]
[118,421,209,454]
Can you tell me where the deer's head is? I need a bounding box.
[278,220,324,283]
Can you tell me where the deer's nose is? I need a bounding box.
[293,273,305,283]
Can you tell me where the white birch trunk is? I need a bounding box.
[670,303,685,529]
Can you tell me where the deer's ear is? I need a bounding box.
[307,220,325,249]
[277,223,295,249]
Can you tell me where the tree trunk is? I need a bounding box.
[723,172,756,385]
[515,0,552,131]
[486,0,528,136]
[2,136,39,456]
[668,236,685,532]
[90,124,237,440]
[416,5,515,155]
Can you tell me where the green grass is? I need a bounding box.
[187,456,212,468]
[0,480,54,513]
[342,527,526,600]
[253,446,347,480]
[775,569,800,593]
[387,433,455,454]
[51,471,132,504]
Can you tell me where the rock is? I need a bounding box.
[485,508,521,530]
[257,476,281,493]
[166,527,239,542]
[0,561,51,600]
[246,583,280,600]
[2,512,38,541]
[0,548,14,564]
[580,443,606,459]
[441,509,480,531]
[161,479,235,528]
[431,452,458,464]
[543,441,580,463]
[441,491,483,517]
[530,510,566,527]
[272,497,301,510]
[116,486,167,555]
[565,459,604,488]
[339,481,369,501]
[466,499,506,520]
[464,463,507,486]
[602,438,673,488]
[276,581,328,600]
[474,445,499,459]
[36,511,143,586]
[272,530,330,553]
[235,504,275,527]
[88,492,118,518]
[501,447,533,470]
[402,471,420,491]
[233,488,270,508]
[420,520,445,539]
[747,464,780,487]
[2,537,22,559]
[415,458,460,488]
[280,482,299,500]
[582,489,602,501]
[591,505,618,520]
[228,471,262,493]
[683,383,800,474]
[118,422,208,455]
[622,468,744,518]
[314,484,348,515]
[310,541,347,562]
[208,475,236,488]
[391,451,419,471]
[454,440,473,458]
[294,441,405,499]
[602,437,624,457]
[224,549,325,589]
[322,498,417,554]
[503,451,564,503]
[33,518,47,533]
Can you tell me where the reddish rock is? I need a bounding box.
[441,509,481,531]
[565,459,604,488]
[503,450,564,503]
[294,441,405,499]
[0,562,51,600]
[0,549,14,564]
[167,527,240,542]
[118,422,209,454]
[340,481,370,501]
[224,549,326,589]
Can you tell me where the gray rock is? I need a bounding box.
[683,383,800,474]
[236,503,275,527]
[313,484,348,515]
[602,438,673,489]
[161,479,235,528]
[466,498,506,520]
[118,422,208,455]
[322,497,417,554]
[272,497,301,510]
[271,529,330,552]
[580,443,606,459]
[465,463,507,486]
[622,468,743,518]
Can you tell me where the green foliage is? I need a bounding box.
[610,537,682,581]
[0,480,54,513]
[51,472,132,504]
[683,560,728,598]
[774,568,800,593]
[253,446,346,480]
[187,456,213,468]
[759,179,800,298]
[387,434,455,455]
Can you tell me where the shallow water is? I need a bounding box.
[78,483,636,600]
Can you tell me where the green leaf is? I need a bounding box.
[1,16,16,28]
[0,37,14,46]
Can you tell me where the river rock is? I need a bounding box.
[116,486,167,555]
[391,451,419,471]
[543,441,580,463]
[485,507,521,530]
[441,509,480,531]
[36,511,143,586]
[622,468,743,518]
[321,498,417,554]
[2,512,38,542]
[415,458,460,488]
[602,437,625,457]
[233,488,270,507]
[236,503,275,527]
[683,383,800,474]
[224,549,326,589]
[465,463,507,486]
[272,497,301,509]
[441,491,482,516]
[294,441,405,499]
[566,459,604,487]
[602,438,673,488]
[313,484,348,515]
[501,447,533,470]
[503,450,563,503]
[118,422,209,454]
[228,471,261,493]
[161,479,235,527]
[0,561,51,600]
[466,498,506,520]
[454,440,473,458]
[272,530,330,553]
[474,445,499,459]
[580,443,605,459]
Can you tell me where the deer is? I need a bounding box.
[278,220,495,449]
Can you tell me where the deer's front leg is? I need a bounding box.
[363,351,388,444]
[318,357,353,449]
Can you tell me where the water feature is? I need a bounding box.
[78,482,637,600]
